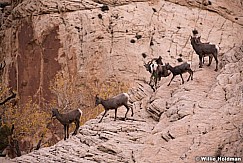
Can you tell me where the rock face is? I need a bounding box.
[1,0,243,104]
[0,0,242,162]
[13,52,243,162]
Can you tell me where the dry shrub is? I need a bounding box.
[0,68,130,155]
[50,71,130,125]
[3,99,50,140]
[50,71,82,110]
[79,76,130,123]
[0,84,52,154]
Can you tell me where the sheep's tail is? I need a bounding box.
[124,92,133,104]
[215,45,220,53]
[78,108,83,116]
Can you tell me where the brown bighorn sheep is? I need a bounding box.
[95,93,133,123]
[52,108,82,140]
[144,58,170,91]
[194,35,213,64]
[154,64,171,86]
[165,62,193,86]
[190,36,219,71]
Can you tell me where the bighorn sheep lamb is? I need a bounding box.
[165,62,193,86]
[52,108,82,140]
[190,36,219,71]
[95,93,133,123]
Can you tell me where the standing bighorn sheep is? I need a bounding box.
[95,93,133,123]
[190,36,219,71]
[165,62,193,86]
[144,57,170,90]
[52,108,82,140]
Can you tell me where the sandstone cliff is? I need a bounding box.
[1,0,242,104]
[0,0,242,162]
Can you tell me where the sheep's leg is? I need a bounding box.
[187,70,193,81]
[187,72,190,82]
[124,105,130,121]
[199,55,203,68]
[72,120,79,135]
[99,110,108,123]
[130,105,134,117]
[76,120,80,133]
[188,69,193,81]
[208,56,213,66]
[191,70,193,80]
[180,74,184,84]
[149,74,153,85]
[154,75,158,89]
[167,75,175,86]
[64,125,67,140]
[67,124,69,139]
[114,108,118,121]
[214,54,218,71]
[158,70,162,81]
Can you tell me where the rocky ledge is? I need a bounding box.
[10,45,243,163]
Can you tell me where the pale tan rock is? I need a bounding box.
[0,0,241,162]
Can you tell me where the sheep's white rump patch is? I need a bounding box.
[78,109,83,116]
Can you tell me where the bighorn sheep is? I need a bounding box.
[190,36,219,71]
[95,93,133,123]
[196,36,213,64]
[52,108,82,140]
[165,62,193,86]
[144,57,170,90]
[154,64,171,86]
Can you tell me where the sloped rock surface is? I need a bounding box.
[145,45,243,162]
[0,0,242,162]
[13,83,157,163]
[13,44,243,162]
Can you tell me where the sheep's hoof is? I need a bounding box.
[214,69,218,71]
[199,66,202,68]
